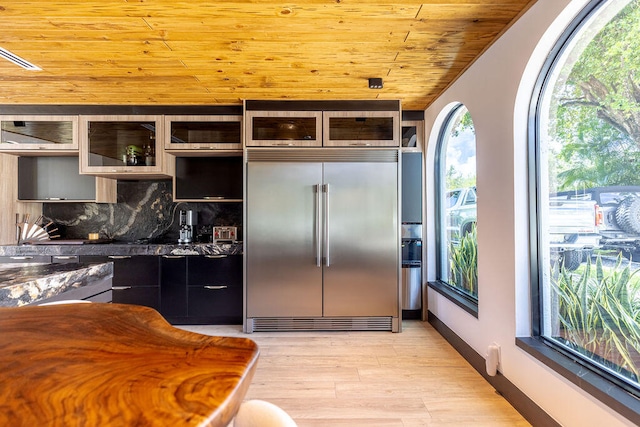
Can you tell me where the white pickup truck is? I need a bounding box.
[554,186,640,261]
[448,187,602,271]
[547,195,602,270]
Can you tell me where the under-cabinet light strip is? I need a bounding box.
[0,47,41,70]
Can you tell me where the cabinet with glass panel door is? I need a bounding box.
[245,110,322,147]
[79,115,169,178]
[323,111,399,147]
[0,115,79,153]
[164,115,242,152]
[401,120,423,152]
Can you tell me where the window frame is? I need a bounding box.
[522,0,640,420]
[429,103,478,317]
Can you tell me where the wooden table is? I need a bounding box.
[0,303,259,426]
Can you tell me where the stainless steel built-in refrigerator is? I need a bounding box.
[245,149,399,332]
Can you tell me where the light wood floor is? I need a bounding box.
[180,320,531,427]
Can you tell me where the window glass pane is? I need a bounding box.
[437,105,478,299]
[536,0,640,391]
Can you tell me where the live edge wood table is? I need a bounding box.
[0,303,259,427]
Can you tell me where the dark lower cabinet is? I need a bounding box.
[80,255,160,310]
[80,253,241,324]
[187,255,243,324]
[161,254,243,325]
[160,255,188,318]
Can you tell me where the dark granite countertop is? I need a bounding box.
[0,242,243,257]
[0,262,113,307]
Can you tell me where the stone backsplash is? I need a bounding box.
[43,180,242,243]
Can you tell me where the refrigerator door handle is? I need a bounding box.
[324,183,330,267]
[316,183,322,267]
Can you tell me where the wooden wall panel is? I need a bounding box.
[0,154,42,245]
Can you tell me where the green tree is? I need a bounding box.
[446,165,476,190]
[551,0,640,190]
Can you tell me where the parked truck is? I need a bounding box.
[554,186,640,261]
[447,187,602,270]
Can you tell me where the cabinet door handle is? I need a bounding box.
[53,256,76,260]
[112,286,132,290]
[162,255,185,259]
[108,255,132,259]
[10,256,33,260]
[204,285,228,290]
[205,254,227,259]
[348,142,372,146]
[273,142,295,146]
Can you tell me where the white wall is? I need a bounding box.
[424,0,635,426]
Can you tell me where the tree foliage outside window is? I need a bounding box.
[438,105,478,299]
[536,0,640,392]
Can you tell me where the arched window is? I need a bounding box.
[532,0,640,401]
[434,104,478,309]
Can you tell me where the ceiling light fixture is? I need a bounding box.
[0,47,41,70]
[368,78,383,89]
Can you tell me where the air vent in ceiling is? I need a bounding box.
[0,47,41,70]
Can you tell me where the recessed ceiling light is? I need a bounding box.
[0,47,41,70]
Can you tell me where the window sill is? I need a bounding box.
[427,280,478,318]
[516,337,640,423]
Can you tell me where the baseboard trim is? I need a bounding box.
[428,311,560,427]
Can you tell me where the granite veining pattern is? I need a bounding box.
[41,180,242,243]
[0,262,113,307]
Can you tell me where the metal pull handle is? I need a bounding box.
[10,256,33,260]
[204,285,228,290]
[273,142,295,146]
[162,255,185,259]
[316,184,321,267]
[348,143,372,146]
[53,256,75,260]
[205,254,228,259]
[108,255,131,259]
[112,286,132,290]
[324,183,330,267]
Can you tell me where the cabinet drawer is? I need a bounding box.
[112,286,159,310]
[82,255,159,288]
[188,285,242,321]
[110,255,159,287]
[188,254,242,286]
[0,255,51,263]
[52,255,80,263]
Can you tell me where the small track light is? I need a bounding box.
[368,78,383,89]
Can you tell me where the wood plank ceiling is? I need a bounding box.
[0,0,538,110]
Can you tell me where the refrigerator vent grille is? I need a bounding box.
[247,149,398,163]
[249,317,393,332]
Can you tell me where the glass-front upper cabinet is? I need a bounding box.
[0,115,79,153]
[401,120,424,152]
[323,111,399,147]
[164,115,242,151]
[79,115,166,177]
[245,111,322,147]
